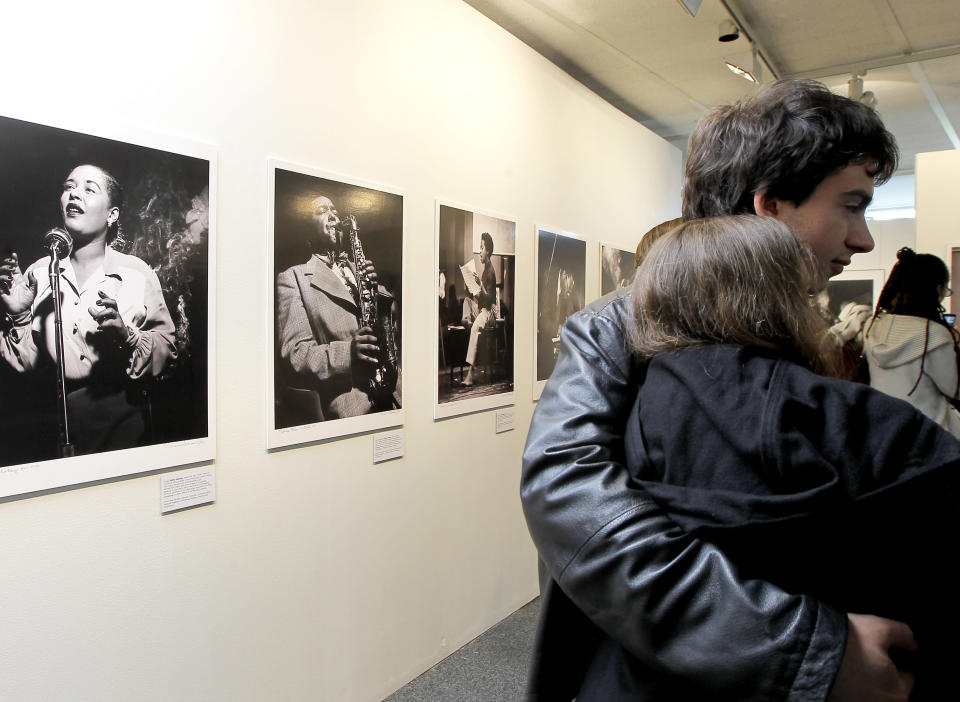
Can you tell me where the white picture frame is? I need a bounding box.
[434,199,516,420]
[944,243,960,315]
[266,159,405,448]
[598,241,635,299]
[824,268,885,320]
[0,111,217,499]
[534,225,586,400]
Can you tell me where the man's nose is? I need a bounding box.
[849,217,875,253]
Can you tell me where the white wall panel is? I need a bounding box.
[0,1,681,700]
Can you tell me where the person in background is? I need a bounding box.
[633,217,683,270]
[863,247,960,439]
[830,299,874,382]
[522,78,914,701]
[461,289,479,328]
[444,283,459,326]
[555,269,581,337]
[462,231,496,387]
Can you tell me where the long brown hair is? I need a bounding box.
[634,217,683,269]
[630,215,836,375]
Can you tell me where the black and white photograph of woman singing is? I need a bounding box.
[0,114,212,485]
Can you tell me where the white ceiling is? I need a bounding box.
[463,0,960,182]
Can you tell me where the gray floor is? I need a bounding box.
[383,597,540,702]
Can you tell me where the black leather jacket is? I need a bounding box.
[521,289,847,701]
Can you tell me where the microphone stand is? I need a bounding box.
[47,232,75,458]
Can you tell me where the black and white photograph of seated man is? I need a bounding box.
[535,227,585,391]
[435,203,515,418]
[0,114,212,489]
[271,165,403,443]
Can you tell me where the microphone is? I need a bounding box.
[43,228,73,258]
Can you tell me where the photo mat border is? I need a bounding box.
[434,198,517,420]
[0,111,218,499]
[266,158,406,449]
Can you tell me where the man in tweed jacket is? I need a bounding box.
[277,195,383,421]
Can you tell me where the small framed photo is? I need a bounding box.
[534,226,586,399]
[435,200,516,419]
[599,241,635,298]
[943,243,960,315]
[822,268,884,322]
[267,160,404,448]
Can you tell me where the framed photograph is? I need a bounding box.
[435,200,516,419]
[821,268,884,322]
[599,241,635,298]
[534,226,586,399]
[267,160,404,448]
[0,113,216,499]
[944,243,960,315]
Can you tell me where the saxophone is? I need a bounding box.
[340,215,400,409]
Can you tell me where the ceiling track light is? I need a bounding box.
[726,61,758,84]
[848,73,879,109]
[718,19,740,42]
[725,45,761,84]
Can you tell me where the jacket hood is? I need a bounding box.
[864,313,954,369]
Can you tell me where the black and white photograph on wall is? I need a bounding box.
[818,268,884,324]
[435,201,516,420]
[268,161,404,448]
[0,113,215,499]
[600,242,635,297]
[535,226,585,399]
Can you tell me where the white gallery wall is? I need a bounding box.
[916,150,960,266]
[0,2,681,701]
[855,216,916,277]
[916,149,960,314]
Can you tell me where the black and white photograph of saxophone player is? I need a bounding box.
[269,164,403,446]
[435,202,515,420]
[0,114,214,498]
[535,227,585,398]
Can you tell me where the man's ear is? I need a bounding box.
[753,190,779,217]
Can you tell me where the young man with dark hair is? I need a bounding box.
[522,79,914,700]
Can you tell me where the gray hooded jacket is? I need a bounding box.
[863,312,960,438]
